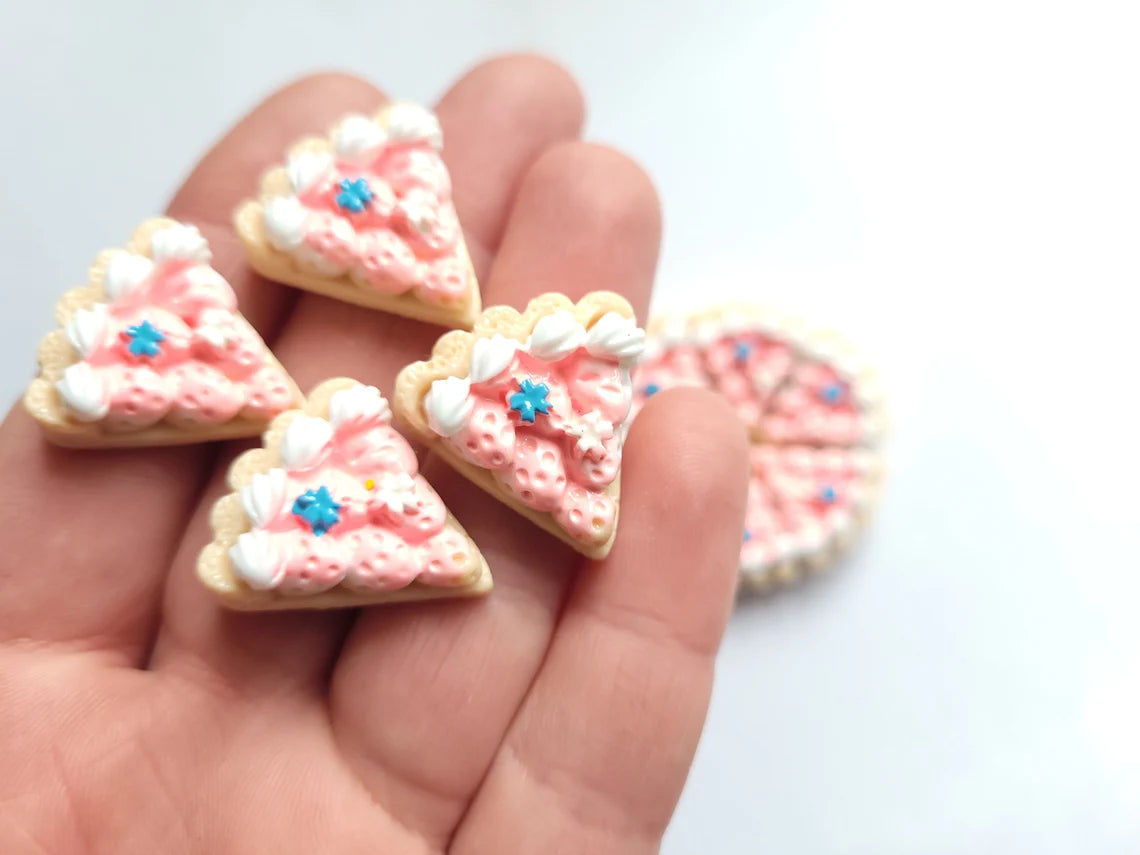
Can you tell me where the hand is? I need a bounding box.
[0,56,748,854]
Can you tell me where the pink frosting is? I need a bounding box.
[254,415,476,594]
[744,445,868,569]
[74,259,293,428]
[442,348,626,547]
[289,140,468,303]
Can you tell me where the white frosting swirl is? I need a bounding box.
[385,101,443,150]
[468,334,517,382]
[103,252,155,301]
[334,114,387,161]
[280,415,334,469]
[528,311,587,361]
[585,312,645,364]
[287,151,333,193]
[328,384,390,429]
[263,196,309,250]
[65,304,108,358]
[151,224,211,264]
[424,376,472,437]
[229,530,284,590]
[57,362,109,421]
[240,468,288,529]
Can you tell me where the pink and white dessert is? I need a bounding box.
[24,218,301,447]
[631,305,884,589]
[395,293,645,559]
[198,379,491,610]
[236,101,481,329]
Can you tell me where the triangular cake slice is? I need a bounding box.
[235,101,481,329]
[24,218,302,448]
[740,444,882,590]
[755,330,885,447]
[198,378,491,610]
[394,293,645,560]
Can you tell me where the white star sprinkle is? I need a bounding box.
[373,472,418,514]
[564,410,615,459]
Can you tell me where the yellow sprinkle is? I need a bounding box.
[365,479,376,490]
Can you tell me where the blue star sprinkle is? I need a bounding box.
[336,177,374,213]
[124,319,166,358]
[509,378,552,424]
[733,341,752,363]
[819,485,837,505]
[743,529,753,542]
[819,382,844,405]
[644,382,661,397]
[291,486,342,537]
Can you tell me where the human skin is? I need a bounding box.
[0,56,749,854]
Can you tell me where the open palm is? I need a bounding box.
[0,56,748,854]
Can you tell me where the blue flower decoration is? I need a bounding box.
[125,319,165,358]
[643,382,661,397]
[336,177,374,213]
[733,341,752,363]
[292,486,342,537]
[509,378,552,423]
[819,382,844,405]
[819,485,837,505]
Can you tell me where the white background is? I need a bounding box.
[2,1,1139,851]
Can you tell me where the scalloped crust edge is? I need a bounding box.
[394,291,637,561]
[233,104,481,331]
[196,377,492,610]
[23,217,304,449]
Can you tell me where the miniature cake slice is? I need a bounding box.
[740,444,882,590]
[198,378,491,610]
[24,218,301,447]
[235,101,480,329]
[394,292,645,560]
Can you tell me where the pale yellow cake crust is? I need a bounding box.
[23,217,303,448]
[234,106,481,330]
[197,377,492,610]
[394,292,637,561]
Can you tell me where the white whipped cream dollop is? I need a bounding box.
[56,362,110,421]
[528,311,587,362]
[241,468,288,529]
[103,252,155,301]
[287,151,333,194]
[328,384,390,429]
[385,101,443,151]
[280,415,334,469]
[334,114,388,162]
[468,334,517,382]
[263,196,309,251]
[151,224,211,265]
[65,304,108,358]
[585,312,645,364]
[424,376,473,437]
[229,530,284,590]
